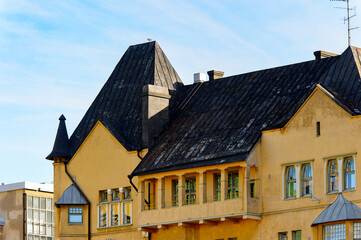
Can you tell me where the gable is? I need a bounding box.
[282,85,353,132]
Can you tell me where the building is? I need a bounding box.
[47,41,361,240]
[0,182,54,240]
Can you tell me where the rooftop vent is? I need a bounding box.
[207,70,224,81]
[314,50,338,60]
[194,73,206,83]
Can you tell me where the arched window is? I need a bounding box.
[302,164,312,196]
[286,166,296,198]
[328,160,339,192]
[344,157,355,190]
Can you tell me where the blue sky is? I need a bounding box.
[0,0,360,184]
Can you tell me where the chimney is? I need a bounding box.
[142,84,171,148]
[207,70,224,81]
[313,50,338,60]
[193,73,206,83]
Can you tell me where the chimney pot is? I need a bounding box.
[207,70,224,81]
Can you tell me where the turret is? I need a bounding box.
[46,114,70,161]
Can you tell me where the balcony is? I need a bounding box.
[138,165,261,230]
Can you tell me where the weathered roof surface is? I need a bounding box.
[55,185,87,205]
[68,41,183,158]
[132,46,361,176]
[312,193,361,226]
[46,114,70,160]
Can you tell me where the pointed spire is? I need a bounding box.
[46,114,70,161]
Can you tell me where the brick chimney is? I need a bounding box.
[207,70,224,81]
[142,84,171,148]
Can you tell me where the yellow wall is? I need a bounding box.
[55,87,361,240]
[54,121,143,240]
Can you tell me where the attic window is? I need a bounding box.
[317,122,321,136]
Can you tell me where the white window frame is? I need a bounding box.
[282,160,314,199]
[324,153,357,194]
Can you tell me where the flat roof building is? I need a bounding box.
[0,182,54,240]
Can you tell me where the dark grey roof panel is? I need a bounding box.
[67,41,183,159]
[312,193,361,226]
[46,115,70,160]
[133,46,361,176]
[55,185,87,205]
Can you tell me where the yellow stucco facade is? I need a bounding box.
[52,85,361,240]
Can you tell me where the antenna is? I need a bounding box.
[330,0,359,46]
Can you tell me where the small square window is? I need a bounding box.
[68,207,83,224]
[124,187,131,200]
[250,180,256,198]
[100,191,108,202]
[112,189,120,201]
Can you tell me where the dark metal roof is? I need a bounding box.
[55,184,87,205]
[132,46,361,176]
[67,41,183,158]
[46,114,70,160]
[312,193,361,226]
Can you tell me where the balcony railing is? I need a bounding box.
[143,202,156,210]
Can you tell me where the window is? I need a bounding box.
[185,177,196,205]
[100,190,108,202]
[26,196,54,240]
[228,238,237,240]
[317,121,321,136]
[68,207,82,224]
[112,189,119,201]
[286,166,296,198]
[124,187,131,200]
[122,201,132,224]
[98,188,133,228]
[292,230,301,240]
[302,164,312,196]
[172,179,179,206]
[328,160,339,192]
[344,157,355,190]
[227,171,239,199]
[279,232,288,240]
[250,180,256,198]
[354,222,361,240]
[323,223,345,240]
[214,173,221,201]
[110,203,119,226]
[98,204,107,227]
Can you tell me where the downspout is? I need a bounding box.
[127,149,144,193]
[64,161,91,240]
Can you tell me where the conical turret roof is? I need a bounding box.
[312,193,361,226]
[46,114,70,160]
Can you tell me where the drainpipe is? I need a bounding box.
[64,162,91,240]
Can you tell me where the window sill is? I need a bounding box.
[343,188,356,192]
[283,197,296,201]
[326,191,339,195]
[204,200,221,203]
[301,194,312,198]
[97,224,133,229]
[162,205,179,209]
[68,223,83,225]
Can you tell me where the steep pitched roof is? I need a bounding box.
[46,114,70,160]
[132,46,361,176]
[68,41,183,158]
[312,193,361,226]
[55,184,88,205]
